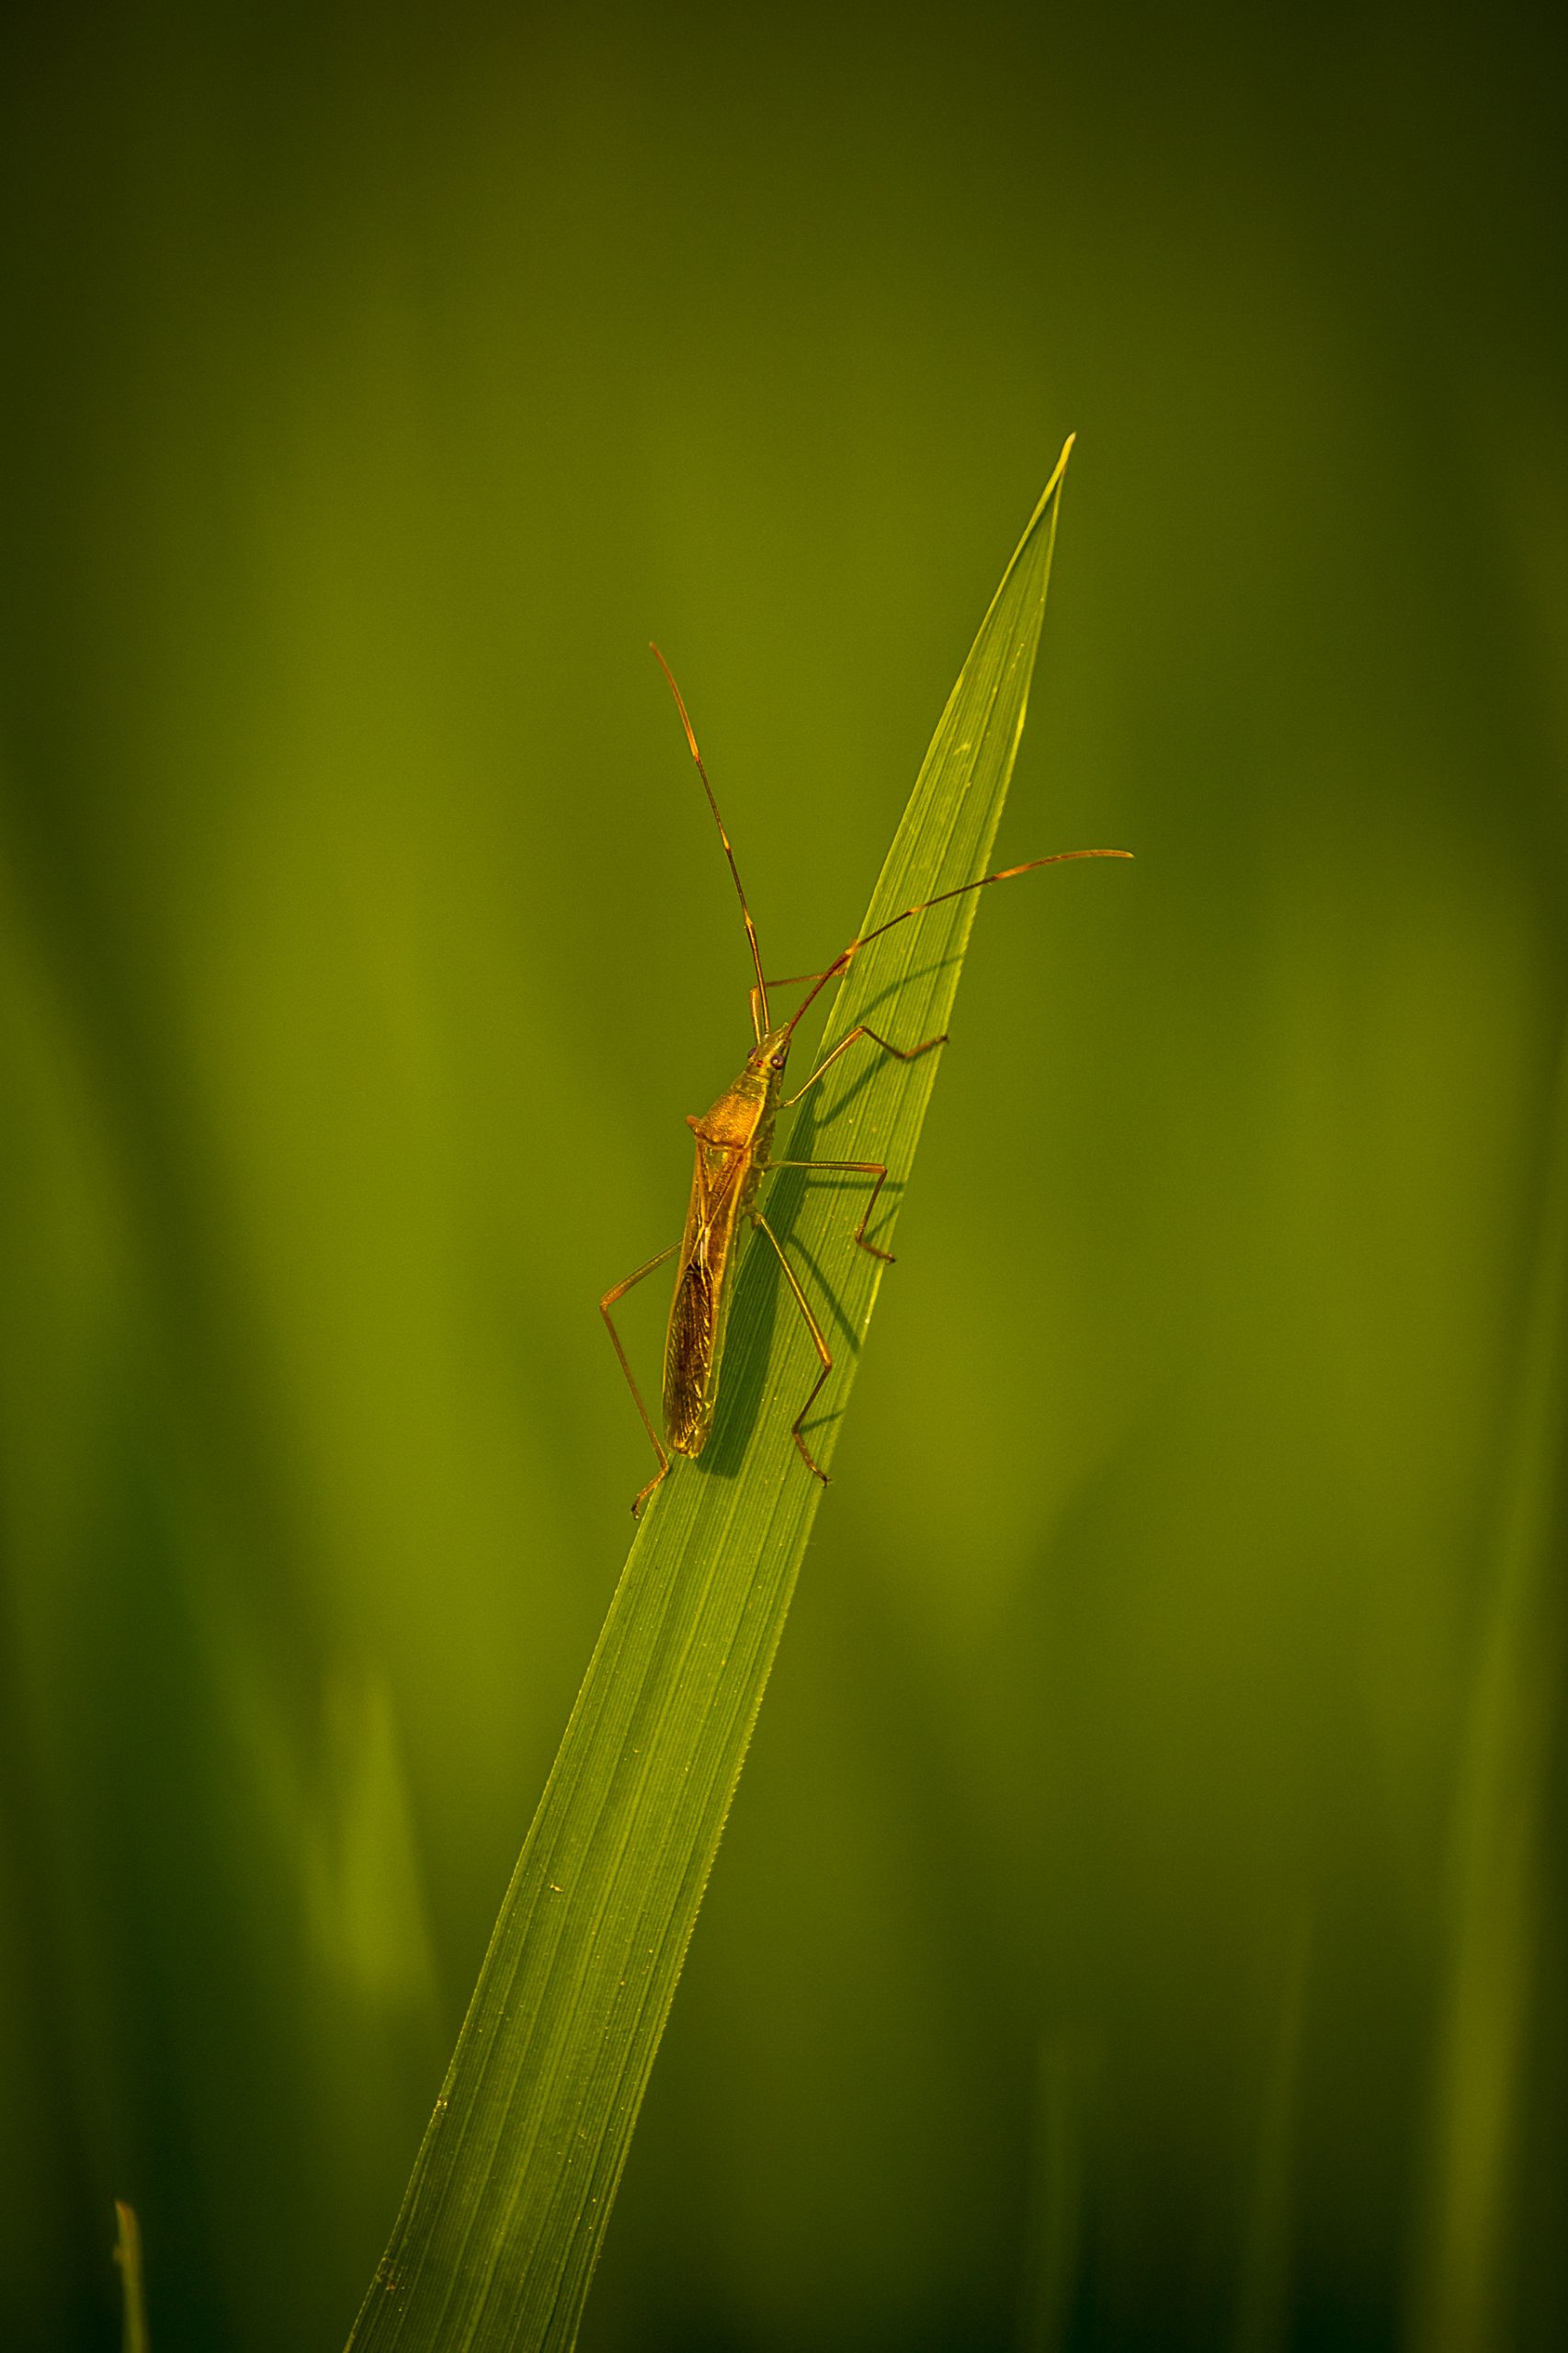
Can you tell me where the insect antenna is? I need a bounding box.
[780,847,1133,1044]
[651,643,770,1040]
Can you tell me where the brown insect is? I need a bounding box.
[600,648,1130,1516]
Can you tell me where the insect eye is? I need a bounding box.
[771,1053,786,1070]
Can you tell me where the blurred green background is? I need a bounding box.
[3,3,1565,2347]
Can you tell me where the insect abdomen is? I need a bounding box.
[665,1261,720,1456]
[661,1062,778,1461]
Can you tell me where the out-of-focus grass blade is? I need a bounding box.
[114,2202,150,2353]
[347,440,1112,2353]
[1410,1024,1568,2353]
[1232,1915,1311,2353]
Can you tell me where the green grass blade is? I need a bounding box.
[114,2202,151,2353]
[346,440,1101,2353]
[1410,1020,1568,2353]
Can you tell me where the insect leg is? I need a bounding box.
[757,1157,897,1262]
[747,1209,834,1485]
[600,1241,682,1516]
[781,1023,946,1109]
